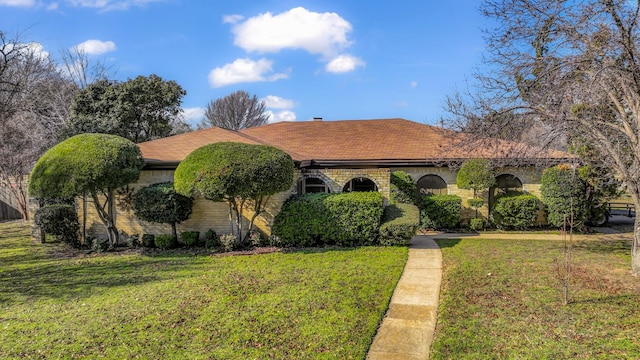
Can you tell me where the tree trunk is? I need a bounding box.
[171,223,177,240]
[91,190,119,249]
[633,216,640,276]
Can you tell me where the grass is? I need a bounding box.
[431,236,640,359]
[0,221,408,359]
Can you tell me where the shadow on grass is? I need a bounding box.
[434,238,462,249]
[282,246,360,254]
[0,254,204,305]
[569,294,637,305]
[573,239,631,255]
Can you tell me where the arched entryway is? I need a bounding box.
[417,174,447,196]
[489,174,523,208]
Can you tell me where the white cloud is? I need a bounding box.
[223,14,244,24]
[410,81,418,88]
[325,54,365,73]
[0,0,34,6]
[208,58,288,87]
[266,110,296,123]
[47,2,59,10]
[74,39,116,55]
[182,107,205,125]
[231,7,352,58]
[262,95,294,109]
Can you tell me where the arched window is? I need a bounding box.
[417,174,447,196]
[494,174,523,195]
[343,178,378,192]
[296,177,330,194]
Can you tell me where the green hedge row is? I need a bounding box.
[272,192,384,247]
[417,194,462,229]
[379,203,420,245]
[491,193,540,230]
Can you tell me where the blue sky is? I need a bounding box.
[3,0,488,126]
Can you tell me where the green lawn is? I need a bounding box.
[0,222,407,359]
[431,236,640,359]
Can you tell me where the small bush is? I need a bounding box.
[204,229,219,249]
[179,231,200,247]
[417,194,462,229]
[468,198,484,209]
[219,234,237,252]
[378,204,420,246]
[154,234,177,249]
[90,237,109,253]
[469,218,484,231]
[491,193,541,230]
[142,234,155,248]
[34,204,80,247]
[390,171,416,204]
[127,234,140,248]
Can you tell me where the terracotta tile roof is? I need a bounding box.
[137,118,570,167]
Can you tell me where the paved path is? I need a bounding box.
[367,235,442,360]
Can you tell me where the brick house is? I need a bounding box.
[80,118,569,239]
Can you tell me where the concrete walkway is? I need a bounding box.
[367,235,442,360]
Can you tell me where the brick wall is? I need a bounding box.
[394,165,546,224]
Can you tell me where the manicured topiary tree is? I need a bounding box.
[174,142,294,244]
[457,158,496,218]
[456,158,496,196]
[133,182,194,240]
[29,134,144,248]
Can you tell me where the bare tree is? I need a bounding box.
[59,45,114,90]
[444,0,640,274]
[0,31,77,219]
[198,90,269,130]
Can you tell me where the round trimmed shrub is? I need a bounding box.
[179,231,200,247]
[154,234,177,249]
[456,158,496,194]
[34,204,80,247]
[491,193,540,230]
[133,182,194,240]
[142,234,156,248]
[204,229,219,248]
[417,194,462,229]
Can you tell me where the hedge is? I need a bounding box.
[272,192,384,247]
[491,193,540,230]
[417,194,462,229]
[390,170,416,204]
[378,203,420,245]
[34,204,80,247]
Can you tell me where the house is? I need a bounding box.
[80,118,569,238]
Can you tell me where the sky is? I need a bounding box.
[2,0,489,126]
